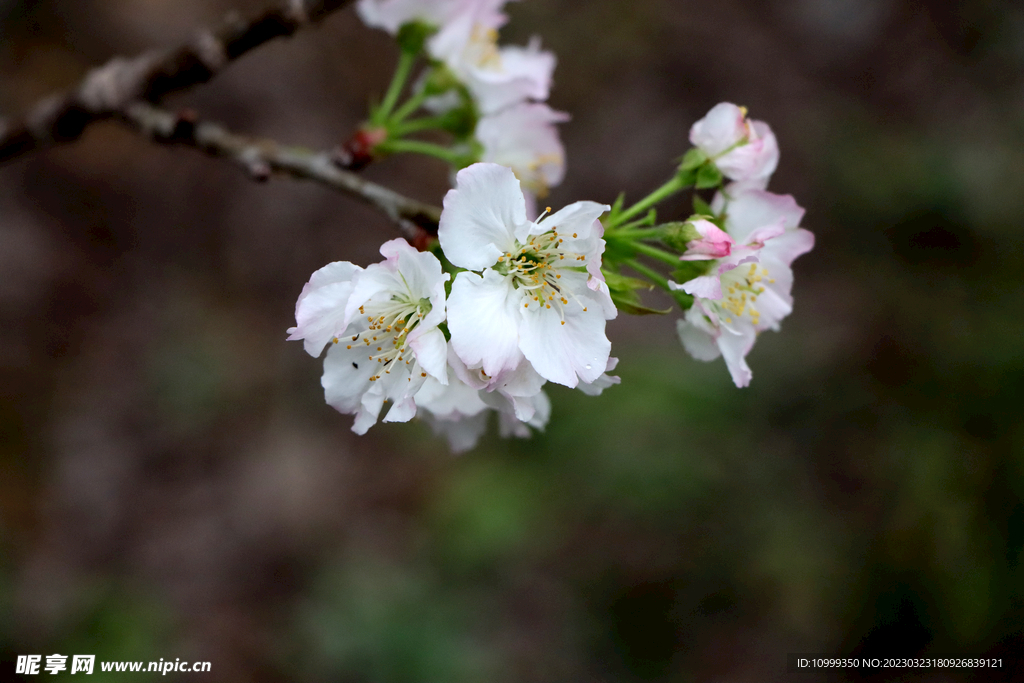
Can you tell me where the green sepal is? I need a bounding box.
[603,269,654,292]
[660,221,698,252]
[420,65,461,96]
[678,147,707,172]
[693,194,714,216]
[671,290,694,310]
[695,162,723,189]
[615,298,673,316]
[602,192,628,230]
[604,270,670,316]
[671,259,713,284]
[611,191,626,215]
[437,104,478,138]
[677,166,698,187]
[396,21,436,55]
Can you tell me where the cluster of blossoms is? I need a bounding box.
[353,0,567,200]
[289,163,618,450]
[289,3,815,451]
[669,103,814,387]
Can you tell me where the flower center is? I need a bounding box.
[495,228,589,319]
[334,294,431,382]
[465,26,503,70]
[516,153,564,198]
[716,261,774,327]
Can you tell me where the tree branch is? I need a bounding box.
[119,102,440,240]
[0,0,354,164]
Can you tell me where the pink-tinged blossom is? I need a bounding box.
[288,239,450,434]
[415,349,552,452]
[679,219,734,261]
[356,0,509,63]
[671,187,814,387]
[458,37,556,114]
[576,357,621,396]
[414,365,491,452]
[439,163,615,389]
[477,102,568,197]
[689,102,779,187]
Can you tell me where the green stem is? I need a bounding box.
[615,226,667,240]
[390,86,433,124]
[378,138,467,165]
[372,50,417,125]
[608,175,687,229]
[391,115,450,137]
[624,259,671,291]
[631,240,682,267]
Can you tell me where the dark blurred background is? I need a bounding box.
[2,0,1024,680]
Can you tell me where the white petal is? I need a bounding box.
[676,307,721,362]
[321,334,378,414]
[716,322,757,388]
[518,294,611,387]
[383,396,418,423]
[490,356,546,398]
[762,227,815,267]
[477,103,569,194]
[497,405,532,438]
[439,163,527,270]
[287,261,360,357]
[690,102,747,157]
[676,274,723,300]
[526,390,551,429]
[577,356,621,396]
[424,410,489,453]
[381,238,448,300]
[751,281,793,331]
[465,39,555,114]
[534,201,610,242]
[409,327,449,383]
[725,190,805,244]
[415,372,489,418]
[447,270,524,378]
[344,261,400,324]
[494,389,550,436]
[352,385,386,435]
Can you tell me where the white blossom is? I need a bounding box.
[672,186,814,387]
[288,239,449,434]
[477,102,568,197]
[690,102,779,188]
[438,163,615,389]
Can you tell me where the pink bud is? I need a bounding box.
[680,219,734,260]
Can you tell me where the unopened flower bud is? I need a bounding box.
[664,219,733,260]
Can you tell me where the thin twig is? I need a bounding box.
[119,102,440,240]
[0,0,353,164]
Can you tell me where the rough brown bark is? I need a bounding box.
[0,0,354,164]
[120,102,441,240]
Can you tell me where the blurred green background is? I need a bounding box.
[2,0,1024,680]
